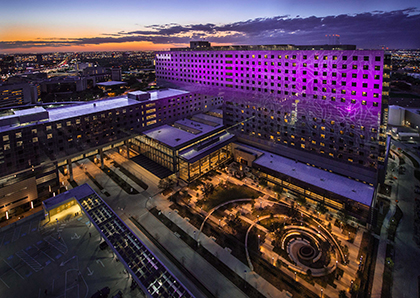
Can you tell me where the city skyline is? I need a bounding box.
[1,0,419,53]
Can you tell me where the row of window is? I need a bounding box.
[159,53,382,62]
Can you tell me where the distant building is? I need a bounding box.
[111,67,122,81]
[0,56,15,74]
[189,41,211,49]
[36,54,43,65]
[0,83,38,108]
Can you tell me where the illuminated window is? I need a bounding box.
[47,134,53,139]
[2,135,9,142]
[362,100,367,105]
[16,132,22,138]
[32,137,38,142]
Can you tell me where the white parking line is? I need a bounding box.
[33,244,55,262]
[12,226,22,242]
[0,277,10,288]
[2,259,24,280]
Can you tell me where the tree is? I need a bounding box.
[338,210,349,228]
[259,179,268,187]
[338,290,347,298]
[316,201,328,214]
[273,185,283,195]
[202,183,215,197]
[327,222,332,232]
[295,194,305,205]
[158,178,173,191]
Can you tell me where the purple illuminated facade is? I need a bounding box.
[156,44,390,185]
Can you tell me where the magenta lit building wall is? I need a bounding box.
[155,46,390,184]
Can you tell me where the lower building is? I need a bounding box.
[232,143,374,224]
[130,110,233,181]
[0,88,222,223]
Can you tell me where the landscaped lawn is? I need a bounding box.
[199,182,262,211]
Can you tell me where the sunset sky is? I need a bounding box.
[0,0,419,53]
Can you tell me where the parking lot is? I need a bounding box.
[0,211,144,298]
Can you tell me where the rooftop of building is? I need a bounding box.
[179,131,234,163]
[42,183,94,211]
[96,81,127,86]
[47,96,137,122]
[142,112,224,149]
[0,89,190,131]
[240,144,375,206]
[148,88,190,100]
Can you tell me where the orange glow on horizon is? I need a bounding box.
[0,38,236,54]
[1,41,179,54]
[1,25,100,42]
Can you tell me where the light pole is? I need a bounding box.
[320,288,323,297]
[258,234,260,250]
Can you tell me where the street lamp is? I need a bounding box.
[321,288,323,297]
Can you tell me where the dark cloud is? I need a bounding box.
[1,8,419,51]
